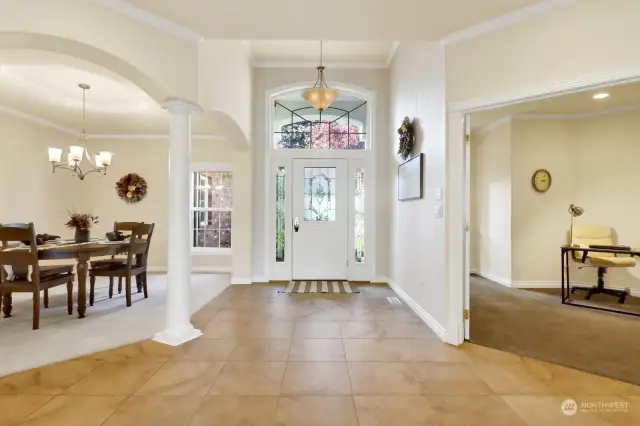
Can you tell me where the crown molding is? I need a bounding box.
[473,103,640,134]
[90,0,203,43]
[385,42,400,67]
[0,103,223,141]
[440,0,579,46]
[252,60,388,69]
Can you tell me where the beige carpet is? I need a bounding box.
[470,274,640,385]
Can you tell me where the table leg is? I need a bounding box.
[77,260,88,318]
[2,292,12,317]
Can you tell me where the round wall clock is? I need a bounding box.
[531,169,552,193]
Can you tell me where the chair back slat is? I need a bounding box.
[114,222,144,233]
[126,223,155,267]
[0,223,33,242]
[0,223,39,283]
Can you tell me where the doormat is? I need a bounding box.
[279,281,359,294]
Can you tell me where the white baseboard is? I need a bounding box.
[470,270,512,287]
[387,279,449,343]
[252,275,269,283]
[231,276,252,285]
[147,266,232,274]
[374,276,389,284]
[512,280,640,297]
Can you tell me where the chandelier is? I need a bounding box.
[47,83,113,180]
[304,41,338,112]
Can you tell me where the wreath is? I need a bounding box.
[397,116,416,160]
[115,173,148,203]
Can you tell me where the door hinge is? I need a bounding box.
[463,221,470,232]
[463,309,469,320]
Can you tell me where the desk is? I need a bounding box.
[561,245,640,317]
[3,240,129,318]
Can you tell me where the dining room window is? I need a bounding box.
[191,170,233,250]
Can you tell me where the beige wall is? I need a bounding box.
[472,110,640,290]
[389,42,448,328]
[446,0,640,104]
[470,119,512,284]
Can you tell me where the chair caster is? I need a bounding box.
[585,291,593,300]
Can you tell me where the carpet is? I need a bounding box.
[280,281,359,294]
[470,274,640,385]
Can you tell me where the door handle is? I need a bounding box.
[294,217,299,232]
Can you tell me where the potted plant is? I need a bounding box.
[65,210,99,243]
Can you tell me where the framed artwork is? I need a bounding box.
[398,153,423,201]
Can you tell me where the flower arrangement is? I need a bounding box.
[115,173,148,203]
[64,210,99,230]
[397,116,416,160]
[65,210,99,243]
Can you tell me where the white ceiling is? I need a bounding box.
[471,81,640,130]
[123,0,544,41]
[249,41,396,66]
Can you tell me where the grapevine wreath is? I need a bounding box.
[115,173,148,203]
[397,116,416,161]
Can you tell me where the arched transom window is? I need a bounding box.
[273,90,367,150]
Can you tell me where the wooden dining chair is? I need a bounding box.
[89,223,154,307]
[0,223,75,330]
[91,221,145,295]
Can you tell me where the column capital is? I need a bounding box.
[162,98,202,115]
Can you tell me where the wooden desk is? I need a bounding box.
[4,240,129,318]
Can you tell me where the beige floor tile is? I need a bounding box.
[202,320,294,338]
[276,396,359,426]
[88,341,181,363]
[189,395,278,426]
[412,362,495,395]
[344,338,464,362]
[281,362,352,395]
[209,362,285,395]
[289,339,346,361]
[102,395,203,426]
[293,322,342,338]
[0,359,98,395]
[65,360,164,396]
[354,396,437,426]
[340,321,433,339]
[20,395,125,426]
[594,395,640,426]
[135,361,224,396]
[425,395,528,425]
[229,339,291,361]
[502,395,611,426]
[348,362,421,395]
[174,338,237,361]
[469,358,556,395]
[461,343,525,364]
[0,395,53,425]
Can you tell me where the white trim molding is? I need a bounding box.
[147,266,231,274]
[440,0,579,45]
[231,276,252,285]
[385,42,400,67]
[387,279,450,343]
[90,0,203,43]
[511,280,640,298]
[252,61,388,69]
[470,270,512,288]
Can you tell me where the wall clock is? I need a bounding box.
[531,169,552,193]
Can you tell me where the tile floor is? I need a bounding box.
[1,283,639,425]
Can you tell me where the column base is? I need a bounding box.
[153,324,202,346]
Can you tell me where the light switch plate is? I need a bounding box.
[435,204,444,218]
[435,188,443,201]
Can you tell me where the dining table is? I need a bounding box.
[3,239,130,318]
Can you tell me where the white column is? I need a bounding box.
[153,100,202,346]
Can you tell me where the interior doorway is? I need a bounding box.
[292,158,348,280]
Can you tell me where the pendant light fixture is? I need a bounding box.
[47,83,113,180]
[304,41,338,112]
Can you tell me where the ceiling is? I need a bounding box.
[124,0,544,41]
[471,81,640,130]
[249,41,395,66]
[0,51,219,136]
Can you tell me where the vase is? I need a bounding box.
[74,229,90,243]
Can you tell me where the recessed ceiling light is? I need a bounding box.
[593,93,610,100]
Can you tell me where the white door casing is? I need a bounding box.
[292,159,348,280]
[463,115,471,340]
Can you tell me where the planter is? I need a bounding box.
[74,229,90,243]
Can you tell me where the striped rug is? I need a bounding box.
[280,281,359,294]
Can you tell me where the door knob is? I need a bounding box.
[294,217,299,232]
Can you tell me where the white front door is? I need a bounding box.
[292,159,348,280]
